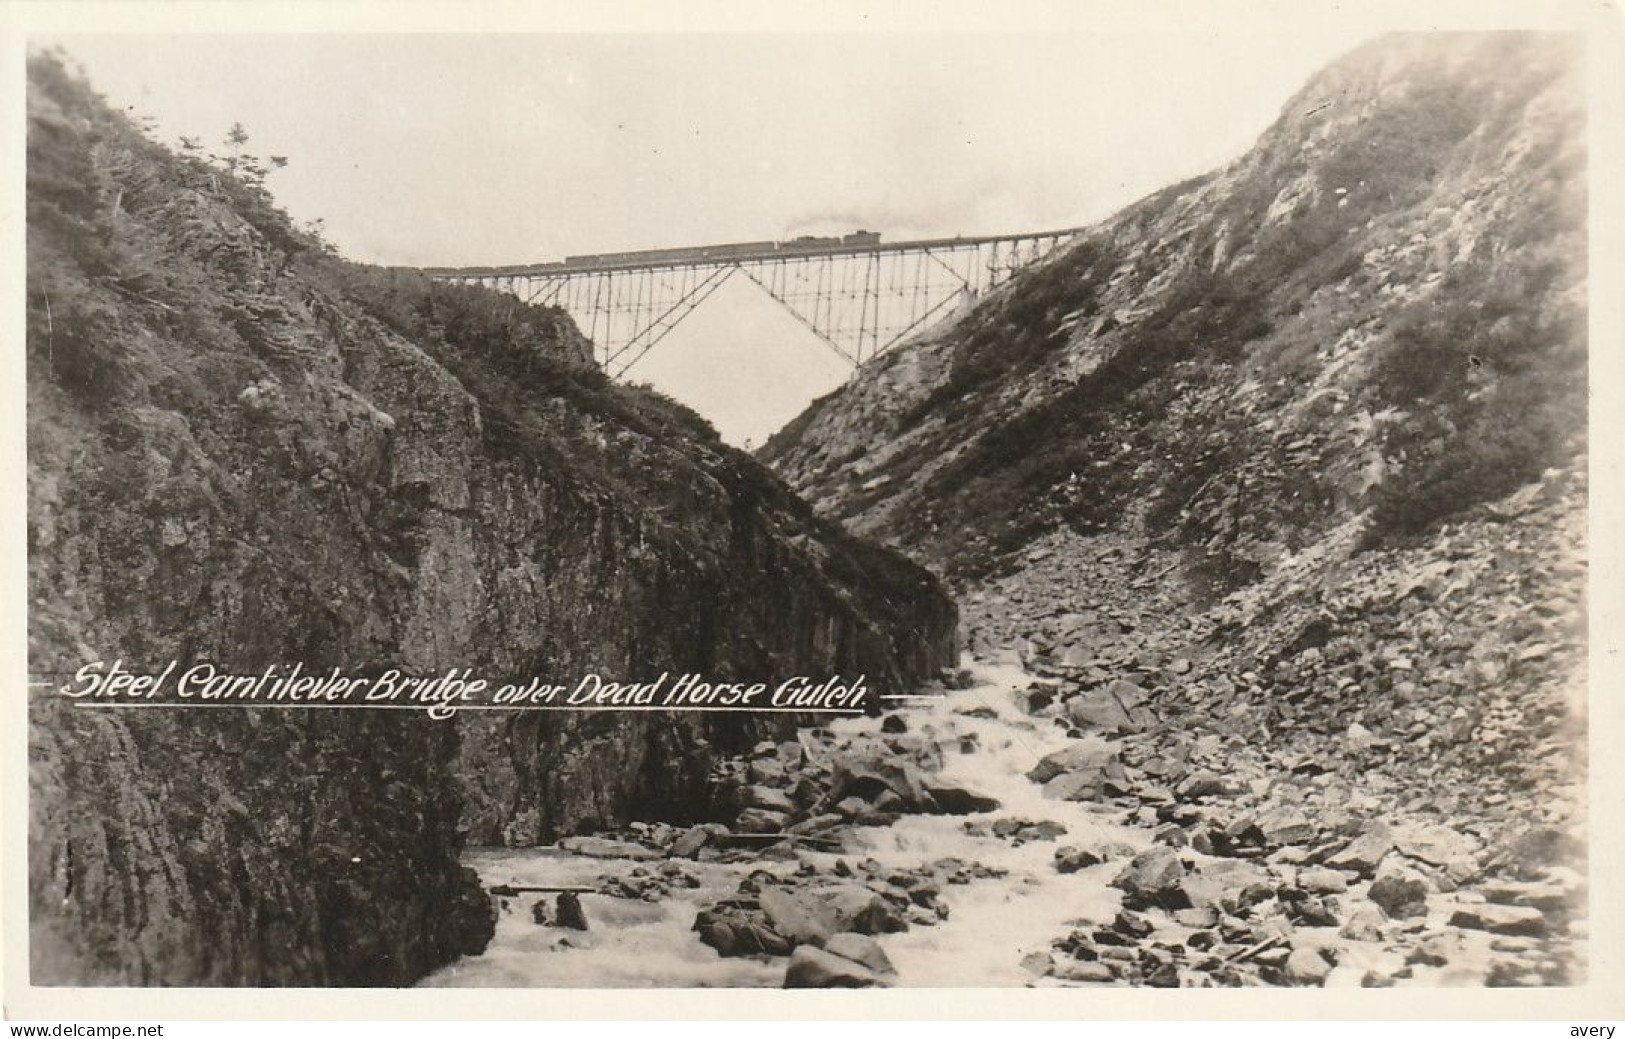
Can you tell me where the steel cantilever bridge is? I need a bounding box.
[421,226,1084,378]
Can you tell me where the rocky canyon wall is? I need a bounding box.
[26,53,955,985]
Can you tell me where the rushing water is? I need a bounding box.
[422,657,1570,989]
[421,658,1152,988]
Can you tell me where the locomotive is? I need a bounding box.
[560,230,883,269]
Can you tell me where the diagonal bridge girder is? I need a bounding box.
[424,227,1082,378]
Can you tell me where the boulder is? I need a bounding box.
[1015,820,1068,842]
[1144,962,1180,987]
[825,932,898,976]
[1025,739,1121,784]
[1175,772,1225,800]
[694,902,792,957]
[1405,934,1455,968]
[1065,685,1139,733]
[1325,828,1394,875]
[1284,946,1331,985]
[1448,903,1547,937]
[924,784,1001,814]
[736,807,790,834]
[670,825,712,860]
[1023,685,1057,713]
[555,892,589,931]
[1394,823,1481,869]
[1482,878,1579,913]
[1298,867,1349,894]
[834,796,872,819]
[748,757,788,785]
[1367,862,1431,919]
[786,813,845,838]
[1041,768,1111,802]
[784,945,889,988]
[1289,895,1339,927]
[823,884,909,934]
[1020,951,1054,976]
[1346,722,1382,753]
[742,785,796,813]
[1112,847,1189,909]
[827,749,937,812]
[1058,643,1095,669]
[1257,806,1317,846]
[1339,902,1387,942]
[1052,960,1115,983]
[872,790,907,814]
[758,887,841,945]
[1055,846,1105,873]
[1174,907,1220,929]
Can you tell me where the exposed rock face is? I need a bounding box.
[26,54,954,985]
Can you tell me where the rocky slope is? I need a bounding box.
[764,32,1584,579]
[761,32,1587,984]
[26,53,954,986]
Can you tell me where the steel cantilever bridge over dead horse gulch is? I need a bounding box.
[420,227,1084,378]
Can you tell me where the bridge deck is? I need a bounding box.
[421,226,1087,280]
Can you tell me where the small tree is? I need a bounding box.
[224,121,249,172]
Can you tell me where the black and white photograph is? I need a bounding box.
[4,0,1621,1020]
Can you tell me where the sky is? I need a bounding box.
[41,24,1388,445]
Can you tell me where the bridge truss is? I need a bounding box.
[424,227,1083,378]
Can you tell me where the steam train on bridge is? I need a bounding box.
[556,230,883,271]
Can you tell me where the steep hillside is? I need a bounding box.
[761,31,1588,982]
[26,53,955,985]
[764,32,1583,583]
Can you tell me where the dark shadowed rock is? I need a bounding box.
[1448,903,1547,936]
[1367,868,1431,919]
[694,902,792,957]
[555,892,589,931]
[827,749,938,812]
[1112,847,1190,909]
[1055,846,1105,873]
[925,784,1001,814]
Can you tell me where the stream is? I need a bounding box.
[420,659,1152,988]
